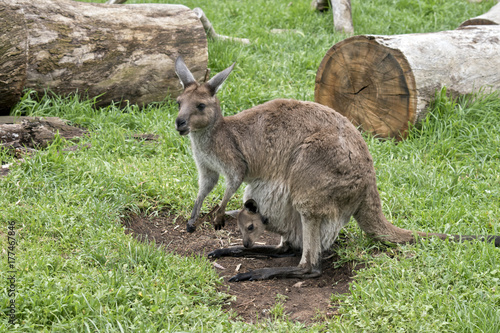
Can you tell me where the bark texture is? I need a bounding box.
[460,2,500,26]
[0,117,86,149]
[315,25,500,139]
[0,0,208,115]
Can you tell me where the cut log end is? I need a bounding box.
[315,37,416,140]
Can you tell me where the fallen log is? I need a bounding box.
[0,116,89,177]
[0,117,87,149]
[460,2,500,26]
[315,25,500,139]
[0,0,208,115]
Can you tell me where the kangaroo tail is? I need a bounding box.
[353,184,500,247]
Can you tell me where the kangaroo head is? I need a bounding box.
[174,57,235,136]
[237,199,268,248]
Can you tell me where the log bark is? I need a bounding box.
[460,2,500,26]
[315,25,500,139]
[0,116,87,149]
[0,0,208,115]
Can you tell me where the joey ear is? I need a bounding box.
[175,56,196,89]
[225,210,240,219]
[206,62,235,96]
[244,199,259,214]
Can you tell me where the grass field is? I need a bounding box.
[1,0,499,331]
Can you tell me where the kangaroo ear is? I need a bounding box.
[206,62,235,96]
[175,56,196,89]
[225,210,240,219]
[244,199,259,214]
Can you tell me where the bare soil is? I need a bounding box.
[122,210,359,325]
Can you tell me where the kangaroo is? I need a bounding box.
[174,57,500,281]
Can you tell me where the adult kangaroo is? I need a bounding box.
[174,57,500,281]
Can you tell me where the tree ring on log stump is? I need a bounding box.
[315,37,417,140]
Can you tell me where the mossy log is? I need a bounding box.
[0,0,208,115]
[315,25,500,139]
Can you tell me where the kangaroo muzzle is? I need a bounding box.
[243,238,254,248]
[175,117,190,135]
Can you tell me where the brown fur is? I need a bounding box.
[175,57,500,281]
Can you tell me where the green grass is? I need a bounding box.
[1,0,500,331]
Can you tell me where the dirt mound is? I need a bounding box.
[123,211,358,324]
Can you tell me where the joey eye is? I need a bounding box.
[197,103,206,112]
[176,101,181,108]
[247,224,254,231]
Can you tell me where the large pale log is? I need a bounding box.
[0,0,208,115]
[315,25,500,139]
[460,2,500,26]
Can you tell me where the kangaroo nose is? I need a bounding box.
[175,118,187,129]
[175,118,190,135]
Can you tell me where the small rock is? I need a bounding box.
[292,281,305,288]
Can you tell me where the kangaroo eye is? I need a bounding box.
[197,103,206,112]
[176,101,181,108]
[247,224,254,231]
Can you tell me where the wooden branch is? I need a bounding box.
[193,7,250,44]
[315,25,500,139]
[331,0,354,35]
[460,2,500,26]
[312,0,354,35]
[105,0,128,4]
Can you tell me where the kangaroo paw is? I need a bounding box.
[213,215,225,230]
[186,219,197,233]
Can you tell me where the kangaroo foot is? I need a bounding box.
[228,266,322,282]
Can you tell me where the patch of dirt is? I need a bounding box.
[0,167,9,177]
[123,210,359,325]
